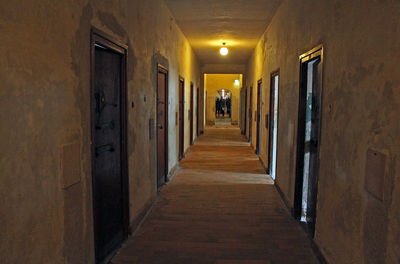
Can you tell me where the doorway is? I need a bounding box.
[256,79,262,155]
[248,86,253,143]
[178,78,185,159]
[244,87,247,135]
[91,29,129,263]
[190,83,194,145]
[157,65,168,187]
[268,72,279,180]
[294,46,323,237]
[196,87,199,137]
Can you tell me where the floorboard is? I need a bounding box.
[111,126,319,264]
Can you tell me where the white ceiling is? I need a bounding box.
[164,0,282,65]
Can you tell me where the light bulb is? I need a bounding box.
[220,46,228,56]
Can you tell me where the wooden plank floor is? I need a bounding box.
[111,127,319,264]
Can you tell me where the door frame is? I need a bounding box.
[248,86,253,143]
[156,64,169,187]
[190,82,194,145]
[293,45,324,237]
[196,87,200,137]
[256,79,262,155]
[178,77,185,160]
[267,70,280,174]
[90,28,129,262]
[244,87,247,135]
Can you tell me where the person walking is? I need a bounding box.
[226,97,231,118]
[221,99,225,117]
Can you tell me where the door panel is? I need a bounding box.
[256,80,262,155]
[190,83,194,145]
[93,45,125,262]
[196,87,199,137]
[157,69,168,187]
[248,86,253,143]
[179,79,184,159]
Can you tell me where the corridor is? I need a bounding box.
[2,1,399,263]
[111,127,319,264]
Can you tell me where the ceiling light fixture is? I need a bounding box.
[220,42,228,56]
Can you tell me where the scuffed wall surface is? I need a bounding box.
[0,0,199,263]
[246,0,400,263]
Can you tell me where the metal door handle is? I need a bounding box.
[158,124,163,129]
[95,143,114,156]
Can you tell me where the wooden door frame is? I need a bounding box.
[190,82,194,145]
[293,45,324,237]
[90,27,129,262]
[256,79,262,155]
[248,86,253,143]
[267,70,280,174]
[178,77,185,160]
[244,87,247,135]
[196,87,200,137]
[156,64,169,187]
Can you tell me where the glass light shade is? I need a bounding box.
[220,46,228,56]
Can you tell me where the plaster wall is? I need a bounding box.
[246,0,400,263]
[205,74,242,125]
[0,0,199,263]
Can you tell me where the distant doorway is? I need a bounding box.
[190,83,194,145]
[256,79,262,155]
[248,86,253,143]
[178,78,185,159]
[156,65,168,187]
[243,87,247,135]
[268,72,279,180]
[196,87,199,137]
[294,46,323,237]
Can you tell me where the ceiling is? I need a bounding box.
[164,0,282,65]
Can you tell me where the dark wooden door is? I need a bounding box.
[157,67,168,187]
[256,80,262,155]
[244,87,247,135]
[92,32,128,263]
[190,83,194,145]
[248,86,253,143]
[294,46,323,237]
[196,87,199,137]
[179,79,184,159]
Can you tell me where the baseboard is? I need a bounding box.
[167,163,179,182]
[184,146,192,157]
[274,182,328,264]
[258,156,269,174]
[310,239,329,264]
[129,198,155,236]
[274,182,293,216]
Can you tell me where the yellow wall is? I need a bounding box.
[205,74,242,125]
